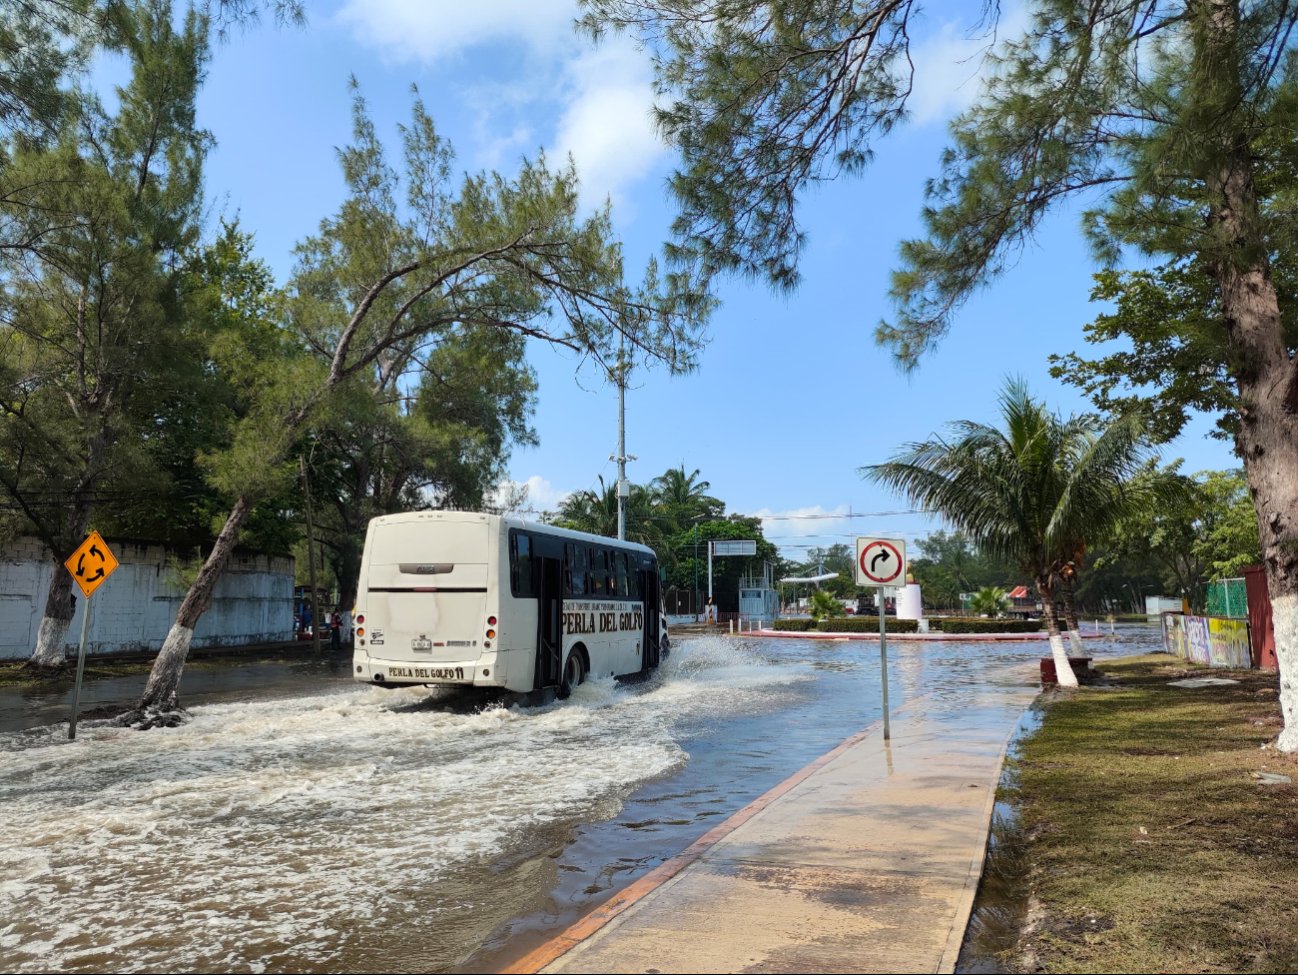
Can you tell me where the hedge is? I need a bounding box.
[932,617,1045,634]
[770,618,816,631]
[815,617,919,633]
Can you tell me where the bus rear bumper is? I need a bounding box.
[353,652,501,688]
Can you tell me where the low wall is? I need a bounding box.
[1161,613,1252,668]
[0,537,294,659]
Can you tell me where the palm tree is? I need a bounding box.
[862,379,1156,687]
[651,464,724,533]
[969,586,1010,617]
[553,476,660,548]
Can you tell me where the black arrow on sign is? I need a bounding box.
[870,550,891,573]
[88,568,104,581]
[76,552,87,577]
[90,544,103,560]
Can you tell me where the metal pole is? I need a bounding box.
[707,540,714,603]
[68,595,92,740]
[879,585,890,741]
[302,455,320,655]
[616,331,626,541]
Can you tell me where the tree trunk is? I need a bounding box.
[28,568,75,669]
[1200,0,1298,752]
[122,495,252,726]
[27,494,95,669]
[1061,576,1086,655]
[1040,579,1078,688]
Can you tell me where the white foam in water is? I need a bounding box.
[0,637,802,973]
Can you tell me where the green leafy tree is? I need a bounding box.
[909,529,1016,610]
[864,379,1158,687]
[1195,469,1265,580]
[582,1,1298,750]
[125,84,708,725]
[0,1,211,668]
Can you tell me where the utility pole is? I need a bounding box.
[615,330,632,541]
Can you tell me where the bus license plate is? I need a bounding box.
[411,637,432,652]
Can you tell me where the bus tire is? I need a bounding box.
[559,649,585,699]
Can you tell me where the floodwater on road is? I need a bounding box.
[0,626,1160,974]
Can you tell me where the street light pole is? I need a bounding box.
[615,330,628,541]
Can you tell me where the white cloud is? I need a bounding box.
[492,475,571,514]
[905,3,1030,126]
[551,37,666,211]
[335,0,577,64]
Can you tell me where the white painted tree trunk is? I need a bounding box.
[1274,592,1298,753]
[1049,632,1078,689]
[1068,627,1086,655]
[1039,583,1078,688]
[30,616,71,668]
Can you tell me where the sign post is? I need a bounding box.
[63,530,119,740]
[855,537,907,741]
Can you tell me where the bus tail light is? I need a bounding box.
[488,616,497,626]
[486,628,496,640]
[356,614,365,624]
[357,627,365,637]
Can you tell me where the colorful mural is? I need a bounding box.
[1161,614,1252,668]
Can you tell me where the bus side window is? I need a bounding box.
[614,552,629,598]
[628,557,642,600]
[589,546,606,595]
[512,533,534,597]
[567,544,587,596]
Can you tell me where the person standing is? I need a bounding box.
[330,609,342,651]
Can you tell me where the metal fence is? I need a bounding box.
[1205,577,1248,618]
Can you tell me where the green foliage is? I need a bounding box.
[933,617,1044,634]
[770,618,816,632]
[863,378,1160,630]
[1088,464,1262,612]
[910,529,1016,610]
[808,588,844,623]
[1194,469,1263,580]
[816,617,918,634]
[579,0,919,290]
[1048,264,1261,444]
[546,467,778,609]
[968,586,1010,617]
[0,0,213,555]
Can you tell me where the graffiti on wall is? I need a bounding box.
[1161,614,1251,668]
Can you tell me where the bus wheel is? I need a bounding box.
[559,651,585,699]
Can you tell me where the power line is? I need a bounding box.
[745,510,922,520]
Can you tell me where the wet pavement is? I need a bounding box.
[0,625,1161,973]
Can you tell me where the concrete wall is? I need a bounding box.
[1161,612,1252,668]
[0,537,294,659]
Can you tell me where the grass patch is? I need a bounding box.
[1002,654,1298,974]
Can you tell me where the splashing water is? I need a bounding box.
[0,637,806,973]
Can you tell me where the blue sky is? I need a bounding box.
[184,0,1236,564]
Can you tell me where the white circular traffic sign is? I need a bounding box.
[858,540,904,585]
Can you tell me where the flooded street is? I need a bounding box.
[0,627,1160,973]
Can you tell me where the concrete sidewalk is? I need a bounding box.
[504,674,1040,974]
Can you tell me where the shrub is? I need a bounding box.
[933,617,1045,634]
[816,616,919,633]
[771,618,816,631]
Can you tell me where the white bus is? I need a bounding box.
[352,511,669,696]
